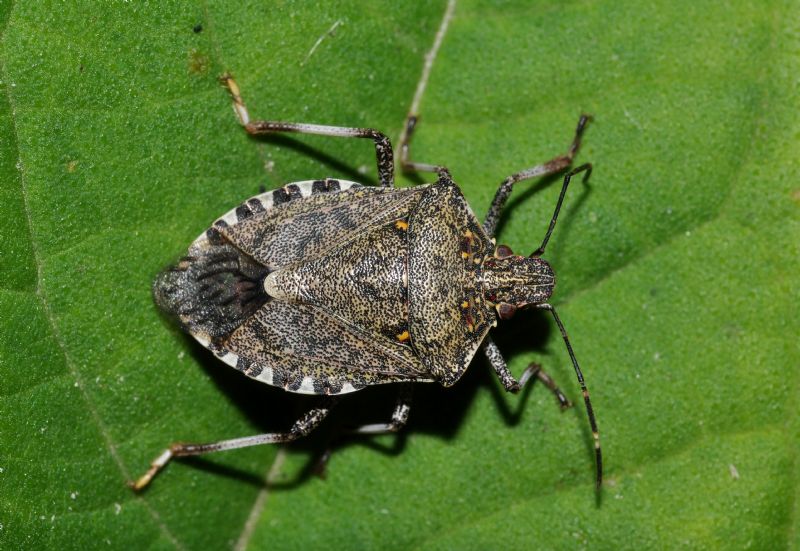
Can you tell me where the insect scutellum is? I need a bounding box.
[131,75,602,492]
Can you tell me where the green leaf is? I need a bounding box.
[2,0,798,549]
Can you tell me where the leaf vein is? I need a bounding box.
[1,3,184,547]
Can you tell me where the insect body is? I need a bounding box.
[131,75,601,491]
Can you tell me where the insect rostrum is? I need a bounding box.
[131,75,601,491]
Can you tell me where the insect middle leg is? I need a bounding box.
[221,74,396,188]
[311,385,412,477]
[130,400,335,491]
[482,115,590,238]
[350,384,413,435]
[399,115,450,177]
[482,335,571,408]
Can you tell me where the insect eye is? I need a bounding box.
[497,302,517,320]
[495,244,514,258]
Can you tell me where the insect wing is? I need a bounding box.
[219,299,432,395]
[215,181,426,269]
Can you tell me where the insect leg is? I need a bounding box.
[349,384,413,435]
[310,385,413,477]
[483,336,570,408]
[221,73,395,188]
[129,400,335,491]
[482,115,590,238]
[398,115,450,177]
[536,303,602,488]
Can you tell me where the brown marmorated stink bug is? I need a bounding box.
[130,74,601,491]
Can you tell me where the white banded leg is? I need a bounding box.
[130,401,334,491]
[350,384,413,435]
[482,335,571,408]
[222,74,395,187]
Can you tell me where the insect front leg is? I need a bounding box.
[482,336,571,408]
[482,115,590,238]
[221,74,396,187]
[130,399,336,491]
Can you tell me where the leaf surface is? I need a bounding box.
[1,1,798,549]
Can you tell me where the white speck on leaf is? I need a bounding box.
[115,503,122,515]
[70,492,77,500]
[729,464,740,480]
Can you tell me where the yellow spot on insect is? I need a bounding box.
[395,220,409,231]
[461,252,469,259]
[473,257,481,264]
[461,301,469,308]
[464,229,473,238]
[466,323,474,332]
[396,330,410,342]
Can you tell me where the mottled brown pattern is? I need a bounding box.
[223,300,429,394]
[158,178,548,395]
[266,218,411,341]
[220,185,426,269]
[407,182,497,386]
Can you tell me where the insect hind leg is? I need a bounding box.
[221,74,395,188]
[130,400,335,491]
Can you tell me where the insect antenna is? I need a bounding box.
[530,163,592,258]
[536,303,602,488]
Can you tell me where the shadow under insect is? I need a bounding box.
[177,309,560,492]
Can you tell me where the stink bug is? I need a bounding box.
[130,75,601,491]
